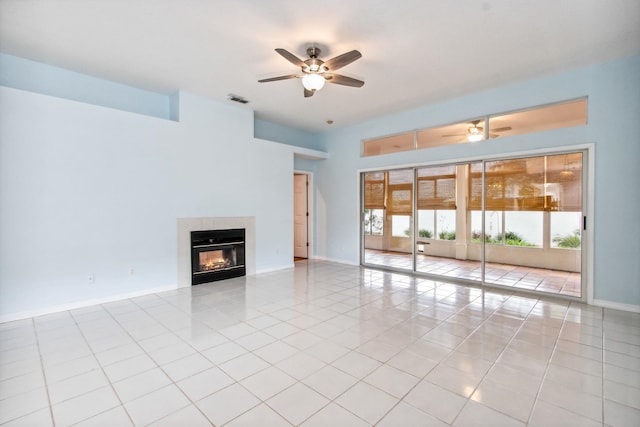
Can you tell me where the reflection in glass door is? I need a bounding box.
[361,151,584,299]
[415,164,482,282]
[362,169,414,271]
[477,153,583,297]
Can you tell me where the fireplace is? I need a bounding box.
[191,228,246,285]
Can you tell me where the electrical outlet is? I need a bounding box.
[129,268,135,276]
[87,274,95,284]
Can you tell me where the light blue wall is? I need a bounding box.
[315,55,640,307]
[253,107,326,260]
[293,157,319,173]
[0,87,298,319]
[254,119,321,150]
[0,53,173,120]
[584,56,640,304]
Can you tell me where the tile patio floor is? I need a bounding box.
[364,250,581,298]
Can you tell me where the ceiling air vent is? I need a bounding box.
[227,94,249,104]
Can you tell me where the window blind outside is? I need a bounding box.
[545,152,583,212]
[417,165,457,210]
[469,154,582,212]
[364,172,386,209]
[470,158,544,211]
[387,169,413,215]
[488,99,587,141]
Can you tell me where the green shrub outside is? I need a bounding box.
[404,229,433,238]
[438,230,456,240]
[553,229,581,248]
[471,231,535,246]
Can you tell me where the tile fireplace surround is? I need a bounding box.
[177,217,256,288]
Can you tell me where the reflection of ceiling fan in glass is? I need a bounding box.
[258,47,364,98]
[559,154,576,180]
[443,120,512,142]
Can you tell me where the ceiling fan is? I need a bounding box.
[443,120,512,142]
[258,47,364,98]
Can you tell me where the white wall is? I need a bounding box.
[0,88,296,319]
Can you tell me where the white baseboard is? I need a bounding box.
[5,273,636,324]
[0,285,177,324]
[592,299,640,313]
[313,256,359,266]
[255,263,295,274]
[1,264,299,324]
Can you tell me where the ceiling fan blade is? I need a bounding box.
[491,126,512,132]
[323,50,362,71]
[304,88,315,98]
[258,74,299,83]
[275,48,305,67]
[324,73,364,87]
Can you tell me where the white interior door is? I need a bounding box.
[294,174,308,258]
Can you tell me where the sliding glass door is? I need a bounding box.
[414,164,483,282]
[361,151,584,299]
[363,169,414,270]
[477,153,583,296]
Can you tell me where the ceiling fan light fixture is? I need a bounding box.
[302,73,325,91]
[259,47,363,97]
[467,127,484,142]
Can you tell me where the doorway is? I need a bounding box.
[361,150,586,300]
[294,173,310,260]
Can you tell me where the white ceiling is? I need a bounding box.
[1,0,638,132]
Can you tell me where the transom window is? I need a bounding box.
[362,99,587,157]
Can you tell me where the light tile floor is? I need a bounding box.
[364,250,582,297]
[1,260,638,426]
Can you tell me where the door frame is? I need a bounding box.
[358,143,594,303]
[294,170,313,259]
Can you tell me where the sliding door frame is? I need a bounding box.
[359,143,594,303]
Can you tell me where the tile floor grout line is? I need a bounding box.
[30,316,56,427]
[366,287,521,425]
[70,305,140,427]
[106,296,219,426]
[246,277,454,426]
[447,293,545,426]
[522,299,572,425]
[127,276,351,426]
[33,310,109,425]
[60,301,189,425]
[4,261,637,426]
[601,306,606,427]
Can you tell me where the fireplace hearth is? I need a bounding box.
[191,228,245,285]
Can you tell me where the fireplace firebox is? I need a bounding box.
[191,229,245,285]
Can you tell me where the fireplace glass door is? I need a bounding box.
[196,247,241,273]
[191,229,246,284]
